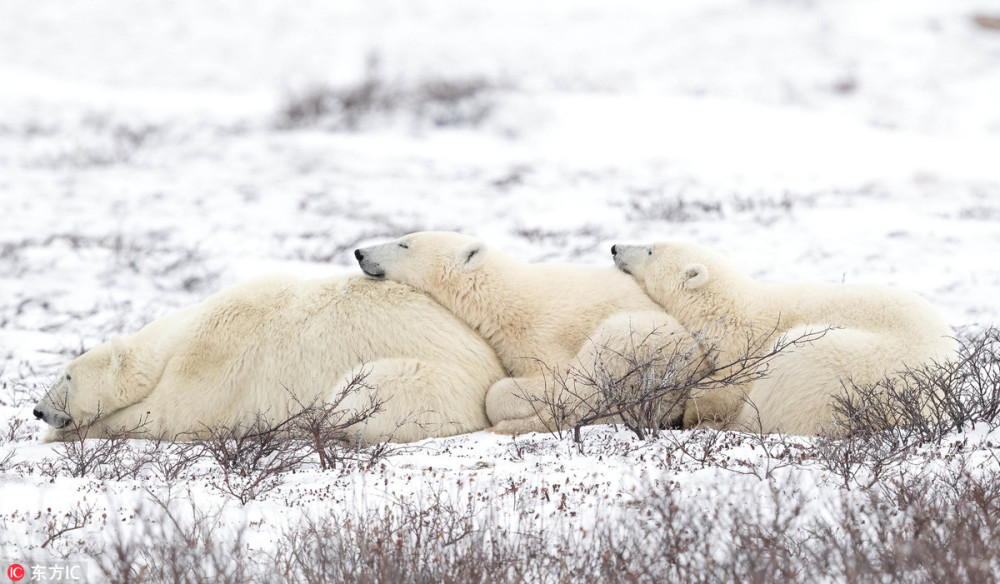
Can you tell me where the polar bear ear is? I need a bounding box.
[109,336,130,370]
[683,263,710,290]
[456,242,487,271]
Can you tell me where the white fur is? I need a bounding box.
[612,241,957,435]
[35,275,504,443]
[356,232,704,434]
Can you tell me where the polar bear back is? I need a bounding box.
[610,239,959,435]
[761,281,953,348]
[353,231,692,382]
[155,275,500,425]
[39,273,505,442]
[505,264,667,368]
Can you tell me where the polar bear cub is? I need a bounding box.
[355,232,705,434]
[611,241,957,435]
[34,274,505,443]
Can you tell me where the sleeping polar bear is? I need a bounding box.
[355,232,707,435]
[34,274,505,443]
[611,240,957,435]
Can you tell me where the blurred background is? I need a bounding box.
[2,0,999,361]
[2,3,999,574]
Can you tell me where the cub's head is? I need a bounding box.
[354,231,488,293]
[34,337,145,434]
[611,241,747,319]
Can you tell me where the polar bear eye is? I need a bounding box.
[398,242,410,249]
[647,249,653,256]
[65,373,72,381]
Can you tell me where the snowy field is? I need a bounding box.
[2,0,1000,581]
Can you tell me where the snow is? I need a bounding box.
[1,0,999,578]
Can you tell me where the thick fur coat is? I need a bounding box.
[35,275,504,443]
[612,241,957,435]
[356,232,704,434]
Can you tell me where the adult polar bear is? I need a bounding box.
[611,241,957,435]
[354,232,705,435]
[34,274,505,443]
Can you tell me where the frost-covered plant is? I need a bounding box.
[277,54,497,131]
[197,413,310,505]
[43,407,154,480]
[817,326,1000,489]
[519,324,827,443]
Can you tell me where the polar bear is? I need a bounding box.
[33,274,505,443]
[611,240,957,435]
[354,232,706,435]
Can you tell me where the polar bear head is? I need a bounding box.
[611,241,749,322]
[354,231,489,293]
[34,336,149,432]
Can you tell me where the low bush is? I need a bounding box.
[277,54,498,131]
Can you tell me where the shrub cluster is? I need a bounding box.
[3,329,997,582]
[277,54,498,131]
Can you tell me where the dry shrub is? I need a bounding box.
[645,470,1000,583]
[42,409,155,480]
[4,231,219,296]
[816,326,1000,489]
[197,413,309,505]
[194,369,403,503]
[39,500,100,551]
[833,326,1000,439]
[278,54,497,131]
[196,377,391,504]
[810,466,1000,584]
[0,375,45,408]
[283,369,397,471]
[143,440,204,482]
[563,326,710,441]
[0,448,13,473]
[36,364,395,491]
[627,188,808,225]
[269,490,504,583]
[7,458,998,583]
[95,489,250,584]
[944,326,1000,429]
[38,403,206,482]
[517,323,827,443]
[2,415,30,442]
[0,416,28,472]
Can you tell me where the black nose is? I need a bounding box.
[354,249,364,261]
[611,245,617,256]
[33,408,44,420]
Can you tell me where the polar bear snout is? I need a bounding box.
[610,244,651,277]
[354,247,386,279]
[32,404,71,429]
[610,244,632,273]
[611,244,632,274]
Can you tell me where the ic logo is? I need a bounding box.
[6,564,25,582]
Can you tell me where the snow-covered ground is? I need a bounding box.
[2,0,999,580]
